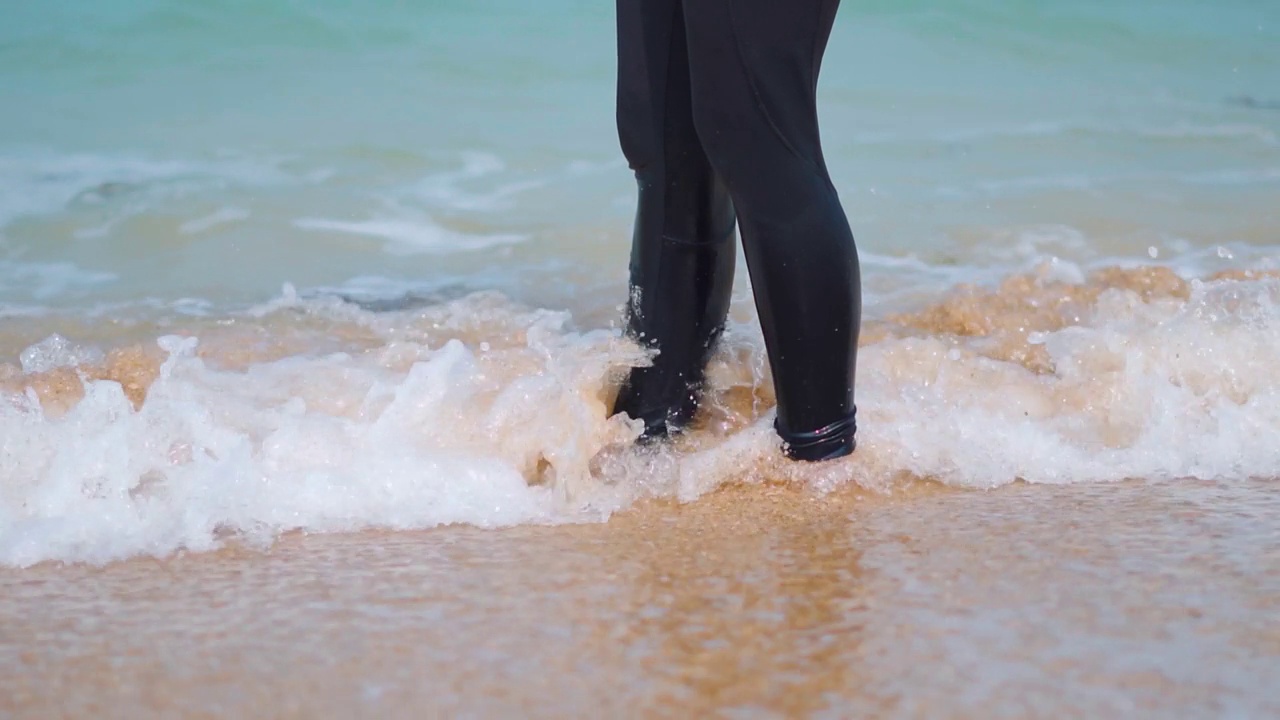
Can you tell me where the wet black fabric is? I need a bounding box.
[612,0,861,461]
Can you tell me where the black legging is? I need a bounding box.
[611,0,861,461]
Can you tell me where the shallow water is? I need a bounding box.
[3,481,1277,718]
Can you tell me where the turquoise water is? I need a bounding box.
[1,0,1277,309]
[2,2,1280,567]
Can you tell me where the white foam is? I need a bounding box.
[851,120,1280,148]
[6,274,1280,567]
[403,153,624,215]
[294,215,526,254]
[178,206,251,235]
[851,278,1280,488]
[19,334,105,373]
[0,296,648,568]
[0,259,117,301]
[410,152,545,212]
[0,150,289,230]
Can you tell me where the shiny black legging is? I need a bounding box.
[612,0,861,461]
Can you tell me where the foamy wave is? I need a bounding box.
[1,295,648,568]
[409,152,546,212]
[4,268,1280,567]
[852,121,1280,148]
[0,259,117,302]
[857,278,1280,487]
[0,150,291,230]
[294,215,526,254]
[19,334,105,373]
[178,206,251,235]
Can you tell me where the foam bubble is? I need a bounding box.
[19,334,105,373]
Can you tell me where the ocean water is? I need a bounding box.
[2,0,1279,567]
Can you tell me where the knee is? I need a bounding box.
[616,97,658,172]
[689,96,739,178]
[690,91,785,194]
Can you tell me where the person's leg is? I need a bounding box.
[613,0,738,438]
[682,0,861,461]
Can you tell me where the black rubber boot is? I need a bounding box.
[778,411,857,462]
[613,208,737,438]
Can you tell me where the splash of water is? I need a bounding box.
[3,266,1280,567]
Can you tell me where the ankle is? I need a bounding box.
[777,409,858,462]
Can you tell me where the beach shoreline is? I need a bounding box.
[4,477,1276,718]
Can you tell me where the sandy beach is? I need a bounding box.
[4,477,1277,719]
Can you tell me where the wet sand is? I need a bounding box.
[3,478,1277,719]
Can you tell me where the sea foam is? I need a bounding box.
[3,268,1280,567]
